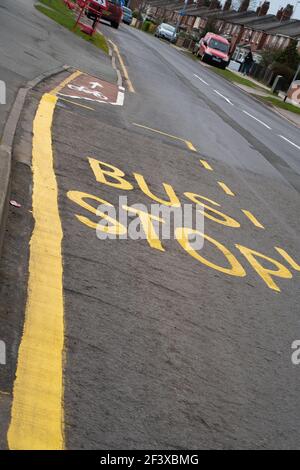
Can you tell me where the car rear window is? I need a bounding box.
[109,0,121,5]
[161,24,175,32]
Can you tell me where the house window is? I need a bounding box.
[194,17,201,29]
[257,32,262,44]
[278,36,285,48]
[285,38,291,48]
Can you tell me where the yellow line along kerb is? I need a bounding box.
[108,40,135,93]
[50,70,82,96]
[7,73,78,449]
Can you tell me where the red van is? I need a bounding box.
[86,0,122,29]
[195,33,230,69]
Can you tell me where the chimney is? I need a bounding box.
[223,0,232,11]
[238,0,250,12]
[209,0,221,9]
[276,7,283,20]
[281,3,293,21]
[257,1,269,16]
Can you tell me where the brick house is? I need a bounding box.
[226,13,278,51]
[181,8,221,30]
[262,21,300,51]
[147,0,300,56]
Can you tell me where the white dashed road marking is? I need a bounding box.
[214,90,233,105]
[193,74,209,85]
[278,135,300,151]
[242,110,272,130]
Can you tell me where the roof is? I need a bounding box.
[148,2,300,39]
[164,1,190,12]
[148,0,183,9]
[227,11,259,25]
[212,10,257,23]
[152,0,185,7]
[237,14,275,25]
[186,8,221,17]
[265,20,300,37]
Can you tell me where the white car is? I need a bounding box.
[155,23,177,43]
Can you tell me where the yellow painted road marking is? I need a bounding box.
[108,40,135,93]
[218,181,235,196]
[7,72,78,449]
[185,141,197,152]
[199,159,213,171]
[132,122,197,152]
[58,96,95,111]
[242,209,265,229]
[275,247,300,271]
[50,70,82,96]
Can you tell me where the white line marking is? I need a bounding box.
[214,90,233,105]
[243,110,272,129]
[278,135,300,151]
[193,74,209,85]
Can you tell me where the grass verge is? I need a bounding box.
[35,0,109,54]
[255,95,300,116]
[181,51,269,91]
[207,66,267,91]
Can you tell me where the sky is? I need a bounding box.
[268,0,300,19]
[226,1,300,19]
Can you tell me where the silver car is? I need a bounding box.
[155,23,177,43]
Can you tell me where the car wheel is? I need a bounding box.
[111,21,119,29]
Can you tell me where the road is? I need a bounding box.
[1,4,300,450]
[0,0,115,139]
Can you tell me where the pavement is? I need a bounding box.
[271,107,300,127]
[1,3,300,450]
[0,0,116,142]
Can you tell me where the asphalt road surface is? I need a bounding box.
[1,6,300,450]
[0,0,115,139]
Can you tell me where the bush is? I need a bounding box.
[270,62,295,88]
[132,10,142,20]
[262,41,300,72]
[142,20,151,32]
[261,48,281,67]
[276,40,299,70]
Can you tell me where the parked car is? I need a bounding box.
[155,23,177,43]
[193,33,230,69]
[86,0,122,29]
[122,6,132,25]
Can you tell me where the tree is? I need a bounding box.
[200,17,218,37]
[276,40,300,71]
